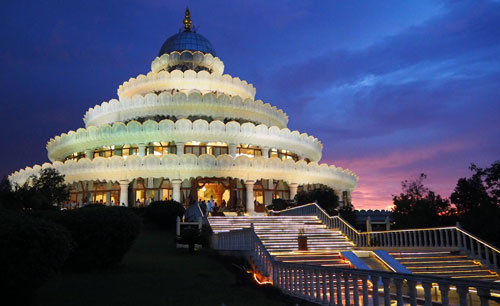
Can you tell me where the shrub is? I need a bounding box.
[144,200,185,229]
[81,203,106,208]
[46,206,141,271]
[266,198,292,211]
[0,209,73,304]
[129,206,147,217]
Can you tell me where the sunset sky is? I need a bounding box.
[1,0,499,209]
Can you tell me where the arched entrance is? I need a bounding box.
[193,177,234,209]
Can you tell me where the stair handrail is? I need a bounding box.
[357,225,500,269]
[456,226,500,254]
[276,203,500,269]
[276,203,364,244]
[211,221,500,305]
[248,225,275,278]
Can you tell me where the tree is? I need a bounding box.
[450,161,500,247]
[392,174,452,228]
[451,161,500,215]
[0,177,18,210]
[472,161,500,204]
[31,168,69,207]
[296,186,339,215]
[9,169,70,210]
[338,203,356,225]
[450,175,491,215]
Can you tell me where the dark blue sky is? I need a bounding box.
[1,0,499,208]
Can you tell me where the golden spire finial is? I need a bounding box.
[183,7,192,32]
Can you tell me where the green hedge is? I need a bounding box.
[144,200,185,229]
[0,209,73,304]
[46,206,142,271]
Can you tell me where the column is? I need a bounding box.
[329,273,336,305]
[336,273,343,306]
[261,146,270,159]
[322,270,328,304]
[146,177,153,205]
[106,191,111,206]
[366,216,372,232]
[422,282,433,306]
[477,288,491,306]
[176,142,185,156]
[382,278,391,306]
[138,143,146,157]
[371,275,379,306]
[171,179,182,203]
[335,190,344,206]
[361,275,369,306]
[87,181,94,203]
[228,143,237,157]
[352,274,360,306]
[315,270,321,303]
[105,181,112,206]
[298,268,304,297]
[438,283,450,306]
[119,180,129,207]
[344,273,351,306]
[456,286,469,306]
[394,279,404,306]
[245,180,255,214]
[407,280,417,306]
[85,149,94,160]
[289,183,298,200]
[158,188,164,201]
[345,191,352,206]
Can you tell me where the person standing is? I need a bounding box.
[200,200,207,216]
[208,196,214,215]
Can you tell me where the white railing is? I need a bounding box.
[210,227,253,251]
[212,224,500,305]
[175,216,202,237]
[276,204,366,246]
[278,203,500,271]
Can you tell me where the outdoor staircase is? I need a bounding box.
[389,251,500,281]
[208,215,500,283]
[208,216,354,267]
[207,211,500,304]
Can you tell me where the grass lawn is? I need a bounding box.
[33,228,293,306]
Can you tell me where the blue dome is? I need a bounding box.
[159,31,216,57]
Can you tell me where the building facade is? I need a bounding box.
[8,9,358,213]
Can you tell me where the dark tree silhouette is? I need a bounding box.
[296,186,339,215]
[338,203,356,225]
[451,161,500,246]
[392,174,453,228]
[2,169,70,210]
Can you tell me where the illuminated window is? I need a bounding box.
[237,144,262,157]
[269,148,298,161]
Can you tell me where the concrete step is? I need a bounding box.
[388,251,500,281]
[209,215,355,268]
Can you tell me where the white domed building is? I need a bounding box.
[9,9,358,213]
